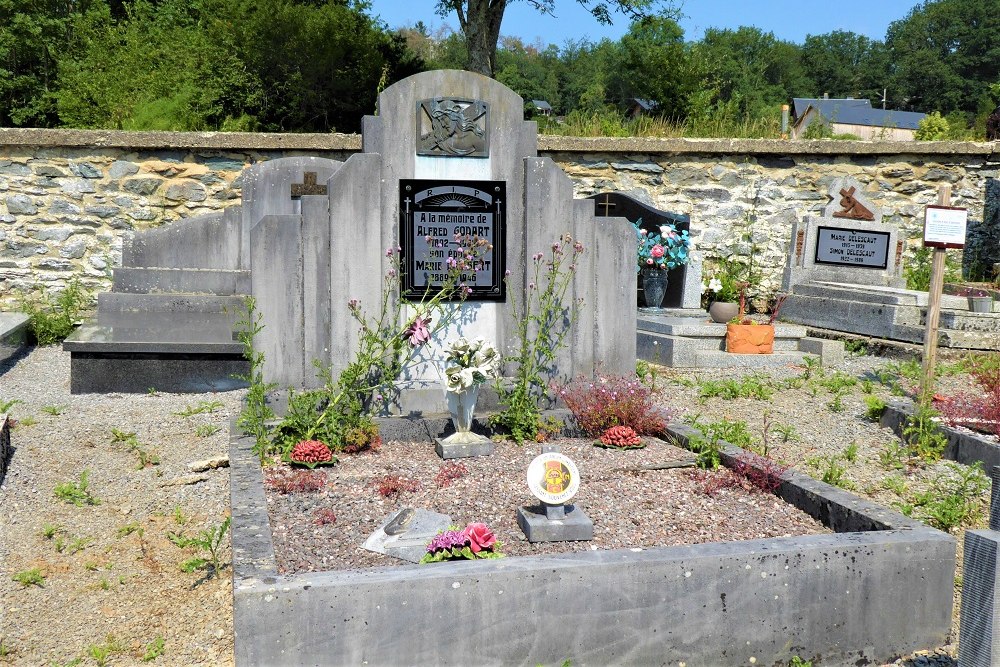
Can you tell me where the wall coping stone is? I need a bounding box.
[2,127,998,158]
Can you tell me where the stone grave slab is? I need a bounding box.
[0,413,10,485]
[0,313,29,365]
[362,507,452,563]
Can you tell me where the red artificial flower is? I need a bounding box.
[464,522,497,554]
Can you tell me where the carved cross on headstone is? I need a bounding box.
[290,171,327,198]
[596,194,617,216]
[832,186,875,221]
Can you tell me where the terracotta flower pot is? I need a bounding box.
[726,323,775,354]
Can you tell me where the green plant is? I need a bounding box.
[18,278,91,345]
[697,374,775,401]
[902,404,948,462]
[66,536,92,555]
[167,516,231,576]
[773,422,799,443]
[41,404,67,415]
[904,462,989,532]
[174,400,224,417]
[864,395,887,421]
[915,111,950,140]
[842,442,858,463]
[843,339,869,356]
[491,236,584,443]
[98,577,110,591]
[798,356,821,380]
[826,388,847,412]
[54,469,100,506]
[818,371,857,393]
[195,423,221,437]
[882,475,908,496]
[860,379,874,394]
[41,523,62,539]
[0,398,22,412]
[84,561,99,571]
[12,567,45,588]
[109,428,160,469]
[142,636,166,662]
[807,454,852,489]
[879,442,907,470]
[234,297,279,462]
[173,507,188,525]
[789,656,813,667]
[116,522,142,538]
[86,635,123,667]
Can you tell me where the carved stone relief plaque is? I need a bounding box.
[416,98,489,158]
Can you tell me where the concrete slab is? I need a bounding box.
[97,292,244,314]
[112,267,250,295]
[516,503,594,542]
[0,313,30,364]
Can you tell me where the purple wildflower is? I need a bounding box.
[402,315,432,347]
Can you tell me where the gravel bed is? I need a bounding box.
[266,437,829,573]
[2,344,994,666]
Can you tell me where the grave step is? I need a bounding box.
[692,349,816,369]
[0,312,30,364]
[637,331,809,367]
[97,292,245,314]
[112,267,250,296]
[781,293,905,339]
[924,309,1000,334]
[638,315,807,339]
[891,324,1000,351]
[794,281,968,309]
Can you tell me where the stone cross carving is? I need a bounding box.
[832,186,875,221]
[290,172,327,198]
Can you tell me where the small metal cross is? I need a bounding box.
[290,171,327,198]
[596,194,616,216]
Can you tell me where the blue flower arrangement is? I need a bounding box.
[634,219,691,272]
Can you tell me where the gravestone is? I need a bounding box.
[0,413,9,485]
[362,507,452,563]
[782,177,905,290]
[964,178,1000,281]
[68,71,637,403]
[959,466,1000,666]
[590,192,703,311]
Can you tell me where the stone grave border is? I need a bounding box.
[231,418,955,666]
[881,398,1000,470]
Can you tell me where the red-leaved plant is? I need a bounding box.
[312,508,337,526]
[287,439,336,468]
[596,425,645,449]
[936,356,1000,436]
[692,453,788,497]
[375,475,422,498]
[264,468,327,494]
[434,462,469,488]
[555,375,672,436]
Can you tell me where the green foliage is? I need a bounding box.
[167,516,231,576]
[905,244,963,291]
[789,656,814,667]
[842,442,859,463]
[882,474,908,496]
[915,111,950,140]
[116,522,142,539]
[18,278,91,345]
[109,428,160,469]
[864,395,888,421]
[141,636,166,662]
[195,424,221,438]
[234,297,277,463]
[900,462,989,532]
[41,404,66,416]
[491,237,583,443]
[902,404,949,462]
[807,453,853,488]
[697,374,775,401]
[772,422,799,443]
[174,400,223,417]
[86,635,123,667]
[54,469,101,506]
[879,442,907,470]
[41,523,61,539]
[0,398,22,413]
[12,567,45,588]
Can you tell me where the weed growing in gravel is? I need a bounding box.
[174,400,224,417]
[556,374,670,436]
[195,424,221,437]
[142,636,166,662]
[902,404,948,462]
[798,356,821,380]
[168,516,231,576]
[18,278,91,345]
[12,567,45,588]
[843,340,869,356]
[697,374,775,401]
[826,388,848,412]
[878,442,907,470]
[434,462,469,488]
[84,561,99,571]
[635,359,662,390]
[264,468,327,494]
[15,414,37,427]
[0,398,22,412]
[806,454,853,489]
[41,404,67,415]
[313,508,337,526]
[172,507,188,525]
[863,395,887,421]
[235,297,278,462]
[860,379,874,394]
[375,474,422,498]
[54,469,101,506]
[896,462,989,532]
[87,635,123,667]
[109,428,160,469]
[882,475,908,496]
[41,523,62,539]
[66,536,92,555]
[772,422,799,443]
[842,442,859,463]
[818,371,857,393]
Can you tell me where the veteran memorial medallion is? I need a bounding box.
[526,452,581,505]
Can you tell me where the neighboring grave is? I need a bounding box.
[779,177,1000,350]
[68,71,636,404]
[590,192,702,311]
[782,177,905,290]
[964,177,1000,281]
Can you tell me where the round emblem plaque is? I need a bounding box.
[526,452,580,505]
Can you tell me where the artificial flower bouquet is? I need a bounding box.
[444,337,501,392]
[634,219,690,271]
[420,522,504,563]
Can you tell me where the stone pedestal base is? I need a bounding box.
[516,504,593,543]
[960,529,1000,666]
[434,435,494,460]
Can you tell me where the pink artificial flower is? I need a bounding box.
[650,244,665,258]
[464,523,497,554]
[646,258,654,265]
[402,315,431,347]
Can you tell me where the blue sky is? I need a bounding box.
[368,0,923,47]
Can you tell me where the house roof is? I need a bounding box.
[629,98,659,112]
[530,100,552,111]
[792,97,871,119]
[802,104,927,130]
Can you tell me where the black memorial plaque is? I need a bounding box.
[399,179,506,301]
[814,226,890,269]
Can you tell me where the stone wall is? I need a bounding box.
[1,128,997,309]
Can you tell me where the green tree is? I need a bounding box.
[609,15,695,117]
[801,30,889,102]
[885,0,1000,116]
[494,37,562,111]
[435,0,674,77]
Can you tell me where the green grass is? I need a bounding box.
[12,568,45,588]
[54,469,101,507]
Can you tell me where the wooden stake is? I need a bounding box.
[919,184,952,406]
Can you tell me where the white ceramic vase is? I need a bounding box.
[444,384,482,444]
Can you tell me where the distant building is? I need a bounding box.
[529,100,552,117]
[790,97,927,141]
[627,98,659,118]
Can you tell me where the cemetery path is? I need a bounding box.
[0,346,241,667]
[1,345,992,665]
